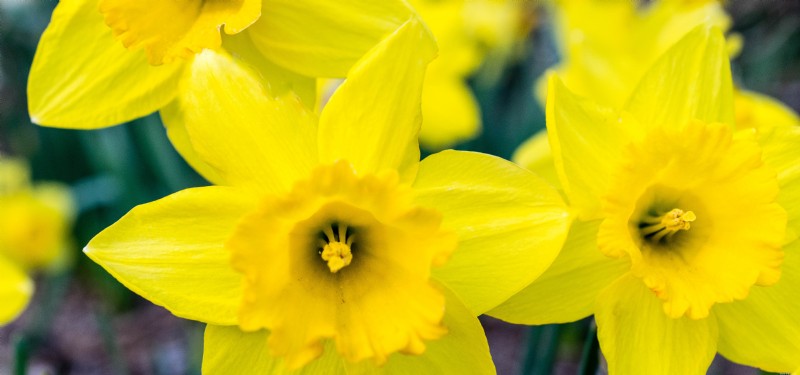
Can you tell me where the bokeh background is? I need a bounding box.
[0,0,798,374]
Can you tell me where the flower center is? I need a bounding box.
[318,223,354,273]
[598,122,786,319]
[638,208,696,245]
[227,161,455,368]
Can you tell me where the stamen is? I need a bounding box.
[323,226,336,243]
[338,224,348,244]
[321,241,352,273]
[319,223,355,273]
[640,208,696,244]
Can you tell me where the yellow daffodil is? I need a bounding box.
[28,0,419,183]
[84,18,570,372]
[0,159,74,325]
[538,0,734,108]
[516,0,798,190]
[491,27,800,374]
[411,0,531,150]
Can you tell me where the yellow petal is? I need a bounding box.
[413,150,571,314]
[624,25,735,131]
[84,186,255,325]
[596,274,718,375]
[318,18,437,183]
[176,50,319,194]
[203,327,347,374]
[0,257,33,325]
[31,183,75,271]
[0,158,31,193]
[0,190,71,271]
[99,0,261,65]
[160,102,227,185]
[758,126,800,245]
[221,32,317,107]
[546,75,634,220]
[248,0,414,77]
[162,35,317,186]
[735,90,800,130]
[202,285,494,374]
[411,0,483,76]
[511,130,561,191]
[28,0,182,128]
[543,0,639,109]
[32,183,75,220]
[544,0,733,109]
[715,241,800,372]
[488,220,629,325]
[418,74,481,151]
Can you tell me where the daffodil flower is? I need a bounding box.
[84,19,571,373]
[28,0,418,183]
[490,26,800,374]
[411,0,530,150]
[0,159,74,325]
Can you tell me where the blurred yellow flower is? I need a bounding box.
[85,18,570,372]
[516,0,798,190]
[28,0,419,183]
[0,159,74,325]
[0,257,32,326]
[412,0,532,150]
[491,27,800,374]
[735,89,800,131]
[538,0,734,108]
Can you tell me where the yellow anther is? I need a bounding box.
[641,208,696,243]
[662,209,696,231]
[321,241,353,273]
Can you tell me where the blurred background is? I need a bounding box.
[0,0,798,374]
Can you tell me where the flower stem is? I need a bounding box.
[578,320,600,375]
[521,324,561,374]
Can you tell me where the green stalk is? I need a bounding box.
[521,324,561,375]
[577,321,600,375]
[13,335,30,375]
